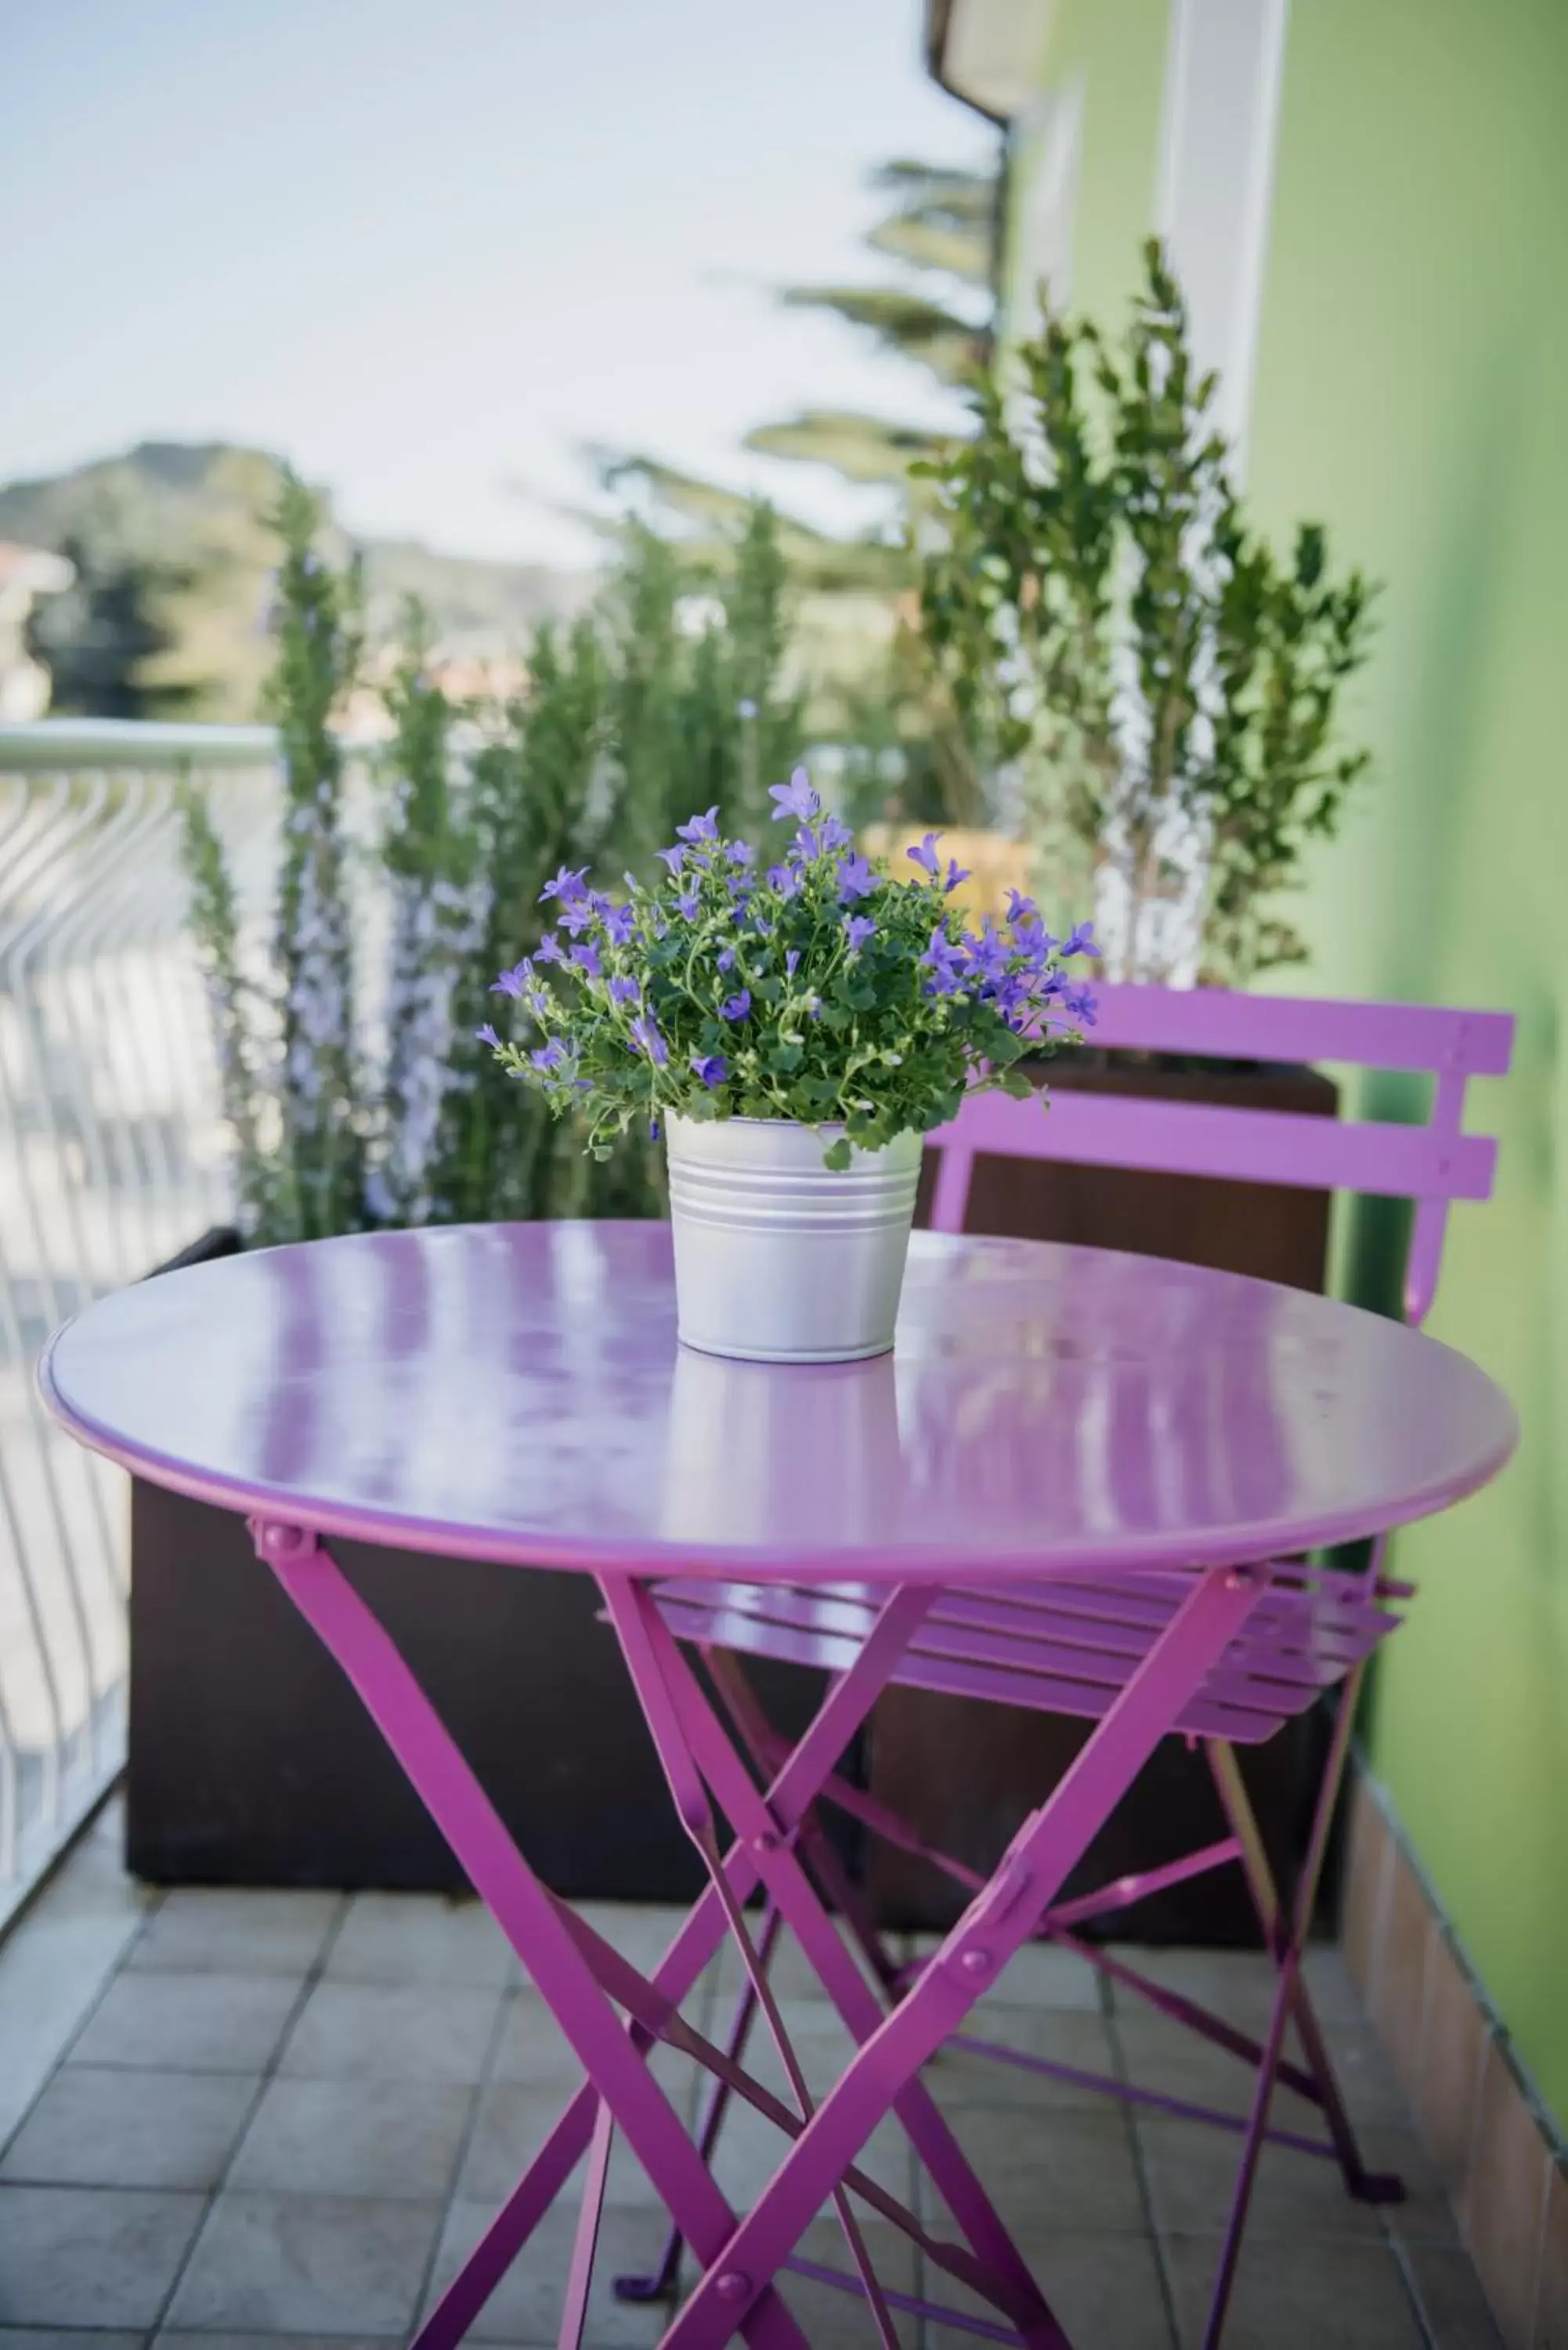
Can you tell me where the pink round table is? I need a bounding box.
[40,1224,1516,2350]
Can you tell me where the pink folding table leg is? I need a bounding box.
[616,1904,786,2306]
[1198,1665,1403,2349]
[603,1575,1071,2349]
[410,1573,940,2348]
[657,1564,1270,2350]
[249,1518,808,2350]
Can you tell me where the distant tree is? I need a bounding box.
[26,531,201,718]
[583,154,999,826]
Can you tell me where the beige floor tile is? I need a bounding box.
[490,1988,695,2106]
[711,1917,891,2006]
[0,1800,152,2149]
[279,1977,504,2083]
[228,2073,477,2200]
[0,2183,204,2328]
[326,1891,517,1987]
[425,2200,670,2344]
[1,2335,144,2350]
[909,1933,1103,2013]
[1165,2234,1425,2349]
[70,1969,300,2074]
[1400,2245,1506,2348]
[154,2337,399,2350]
[1113,2005,1268,2120]
[775,2214,919,2348]
[1136,2113,1386,2240]
[1,2065,258,2190]
[167,2189,444,2334]
[922,2107,1146,2236]
[1106,1944,1282,2031]
[127,1886,339,1977]
[923,2226,1173,2350]
[709,2093,913,2215]
[925,2007,1120,2110]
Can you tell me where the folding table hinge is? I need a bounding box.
[247,1515,323,1567]
[944,1853,1035,1985]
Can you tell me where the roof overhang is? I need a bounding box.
[925,0,1053,125]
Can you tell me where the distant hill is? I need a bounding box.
[0,441,591,721]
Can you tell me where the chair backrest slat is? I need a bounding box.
[1082,982,1512,1076]
[934,1088,1498,1205]
[925,982,1513,1329]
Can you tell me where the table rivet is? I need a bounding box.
[959,1947,992,1979]
[715,2271,751,2303]
[756,1830,779,1853]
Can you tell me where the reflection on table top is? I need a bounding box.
[39,1222,1516,1582]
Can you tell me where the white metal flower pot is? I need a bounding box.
[664,1114,922,1363]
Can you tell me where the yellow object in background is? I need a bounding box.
[861,826,1032,924]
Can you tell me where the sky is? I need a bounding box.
[0,0,992,569]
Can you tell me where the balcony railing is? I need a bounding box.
[0,718,289,1918]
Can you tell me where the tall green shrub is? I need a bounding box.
[182,490,805,1237]
[374,604,487,1225]
[918,242,1376,983]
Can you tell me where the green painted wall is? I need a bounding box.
[1248,0,1568,2135]
[1008,0,1167,331]
[1006,0,1568,2129]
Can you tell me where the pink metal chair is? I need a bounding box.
[647,980,1512,2346]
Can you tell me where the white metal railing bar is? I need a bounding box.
[0,718,295,1925]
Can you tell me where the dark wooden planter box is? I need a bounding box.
[865,1054,1340,1944]
[127,1228,834,1896]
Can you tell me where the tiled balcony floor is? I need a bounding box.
[0,1802,1505,2349]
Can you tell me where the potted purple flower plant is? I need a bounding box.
[484,768,1096,1361]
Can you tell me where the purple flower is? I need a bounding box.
[921,927,969,996]
[1064,982,1100,1023]
[717,945,736,974]
[768,768,820,824]
[490,960,530,999]
[569,942,602,978]
[784,950,800,979]
[1012,909,1055,957]
[1005,889,1037,924]
[766,862,801,901]
[530,1038,570,1072]
[608,974,640,1004]
[836,853,875,904]
[690,1052,728,1089]
[945,858,972,895]
[720,989,752,1022]
[656,844,686,876]
[677,806,721,845]
[675,886,701,921]
[907,833,942,877]
[558,895,600,935]
[629,1013,669,1066]
[818,815,854,854]
[729,841,757,868]
[603,902,636,945]
[540,865,589,905]
[1062,921,1100,960]
[845,916,876,952]
[966,920,1009,984]
[475,1021,501,1049]
[533,932,564,964]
